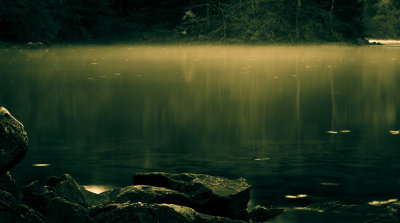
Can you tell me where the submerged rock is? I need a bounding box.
[133,172,251,220]
[308,201,393,222]
[248,205,285,222]
[105,185,193,207]
[90,202,246,223]
[0,107,28,174]
[0,190,44,223]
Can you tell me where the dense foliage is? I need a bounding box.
[364,0,400,39]
[0,0,397,43]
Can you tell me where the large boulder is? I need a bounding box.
[0,107,28,174]
[133,172,251,220]
[90,202,247,223]
[104,185,193,207]
[0,190,44,223]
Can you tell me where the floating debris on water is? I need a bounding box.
[32,164,51,167]
[254,157,271,161]
[327,130,338,134]
[340,130,351,133]
[88,77,95,81]
[285,194,308,199]
[368,199,398,206]
[294,207,324,213]
[113,73,121,76]
[90,62,98,65]
[389,130,400,135]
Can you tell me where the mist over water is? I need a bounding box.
[1,45,400,221]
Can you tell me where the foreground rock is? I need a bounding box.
[104,185,193,207]
[46,173,88,205]
[0,190,44,223]
[90,202,246,223]
[45,197,94,223]
[0,171,19,196]
[0,107,29,174]
[133,172,251,220]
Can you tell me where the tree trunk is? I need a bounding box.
[206,0,211,29]
[296,0,301,39]
[330,0,335,36]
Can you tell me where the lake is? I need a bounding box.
[1,45,400,222]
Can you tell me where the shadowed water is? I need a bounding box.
[1,45,400,222]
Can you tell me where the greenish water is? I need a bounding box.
[1,45,400,222]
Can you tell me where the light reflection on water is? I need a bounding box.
[1,45,400,221]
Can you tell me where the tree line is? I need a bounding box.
[0,0,398,43]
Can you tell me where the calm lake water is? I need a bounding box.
[1,45,400,222]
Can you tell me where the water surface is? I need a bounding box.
[1,45,400,222]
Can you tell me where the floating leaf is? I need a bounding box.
[368,199,398,206]
[32,164,51,167]
[254,157,271,161]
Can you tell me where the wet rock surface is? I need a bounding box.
[133,172,251,220]
[0,107,28,174]
[90,202,246,223]
[106,185,193,207]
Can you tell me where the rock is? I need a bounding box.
[133,172,251,220]
[308,201,393,222]
[387,201,400,222]
[90,202,246,223]
[0,190,44,223]
[81,188,109,206]
[104,185,193,207]
[45,197,95,223]
[46,174,87,205]
[0,107,29,174]
[0,171,19,196]
[248,205,285,222]
[21,180,56,213]
[24,42,47,49]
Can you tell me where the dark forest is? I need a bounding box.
[0,0,399,43]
